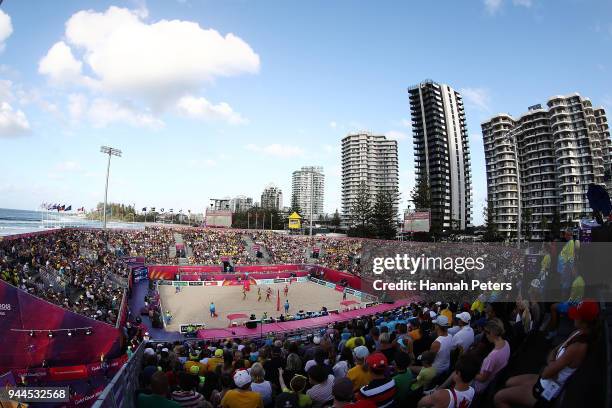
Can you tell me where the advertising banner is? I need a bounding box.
[403,211,431,232]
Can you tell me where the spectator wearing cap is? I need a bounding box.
[347,346,372,391]
[250,363,273,407]
[355,352,396,408]
[278,367,312,408]
[416,355,479,408]
[207,349,224,374]
[410,351,436,394]
[221,370,263,408]
[391,351,414,403]
[138,371,181,408]
[331,377,355,408]
[306,364,335,408]
[449,312,474,354]
[428,315,453,374]
[494,300,600,408]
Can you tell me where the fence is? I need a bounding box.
[91,342,146,408]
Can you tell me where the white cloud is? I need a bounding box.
[0,10,13,53]
[87,98,164,128]
[0,102,30,137]
[460,87,491,112]
[329,121,337,129]
[484,0,503,15]
[176,95,247,125]
[385,130,408,141]
[400,118,412,129]
[244,143,305,158]
[44,6,260,104]
[38,41,88,86]
[512,0,532,7]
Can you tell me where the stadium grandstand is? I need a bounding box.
[0,226,610,407]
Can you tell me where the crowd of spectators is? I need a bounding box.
[0,229,131,324]
[131,293,603,408]
[184,230,256,265]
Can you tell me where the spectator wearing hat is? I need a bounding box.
[449,312,474,354]
[278,368,312,408]
[306,364,335,408]
[138,371,181,408]
[410,351,436,394]
[207,349,225,374]
[221,370,263,408]
[355,352,396,408]
[494,300,600,408]
[428,315,453,374]
[416,355,479,408]
[347,346,372,391]
[331,377,356,408]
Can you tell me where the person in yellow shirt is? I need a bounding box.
[206,348,225,374]
[440,304,453,326]
[221,370,263,408]
[347,345,373,391]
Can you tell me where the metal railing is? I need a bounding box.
[91,342,146,408]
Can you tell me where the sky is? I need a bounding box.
[0,0,611,225]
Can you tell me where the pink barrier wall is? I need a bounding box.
[148,264,308,280]
[0,280,122,372]
[197,299,410,340]
[178,271,309,281]
[315,266,362,289]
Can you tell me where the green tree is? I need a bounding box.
[550,207,562,239]
[289,194,301,217]
[411,177,431,210]
[348,181,375,237]
[331,209,341,228]
[482,198,500,242]
[372,190,398,239]
[522,208,533,241]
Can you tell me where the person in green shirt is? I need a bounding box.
[138,371,181,408]
[393,351,415,402]
[410,351,437,392]
[278,368,313,408]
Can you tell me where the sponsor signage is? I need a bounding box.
[403,211,431,233]
[189,281,203,286]
[158,280,173,285]
[180,323,206,334]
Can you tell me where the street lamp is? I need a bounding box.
[100,146,122,229]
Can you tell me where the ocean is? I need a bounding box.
[0,208,145,236]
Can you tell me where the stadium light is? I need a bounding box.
[100,146,122,230]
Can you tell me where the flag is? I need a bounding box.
[276,289,280,312]
[188,209,191,213]
[170,209,173,213]
[65,205,72,211]
[160,208,164,213]
[142,207,147,212]
[151,207,156,212]
[179,209,182,213]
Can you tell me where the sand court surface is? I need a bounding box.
[159,281,366,330]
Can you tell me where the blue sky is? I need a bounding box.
[0,0,611,225]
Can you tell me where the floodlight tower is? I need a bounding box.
[100,146,122,229]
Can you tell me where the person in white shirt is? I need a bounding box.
[429,315,453,374]
[451,312,474,354]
